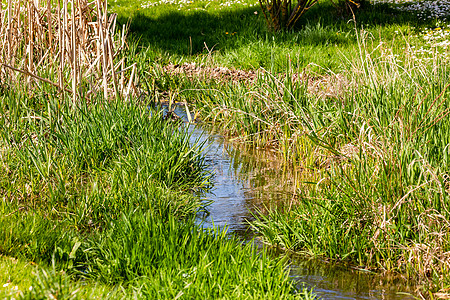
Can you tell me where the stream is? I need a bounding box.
[172,105,419,299]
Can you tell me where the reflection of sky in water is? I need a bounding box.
[166,105,418,300]
[161,104,253,233]
[190,126,253,233]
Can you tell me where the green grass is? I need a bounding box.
[0,85,314,298]
[82,212,305,299]
[3,0,450,297]
[106,0,450,294]
[111,0,438,73]
[0,256,36,298]
[0,254,128,299]
[188,30,450,291]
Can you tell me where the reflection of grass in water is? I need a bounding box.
[223,141,322,212]
[287,255,418,298]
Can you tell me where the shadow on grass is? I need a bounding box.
[119,6,267,56]
[117,2,432,57]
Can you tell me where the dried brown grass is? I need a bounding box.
[0,0,137,101]
[161,62,351,100]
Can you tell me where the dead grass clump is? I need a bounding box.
[404,213,450,278]
[161,63,352,101]
[162,63,259,84]
[305,72,352,100]
[0,0,137,101]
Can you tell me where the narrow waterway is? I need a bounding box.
[172,105,419,299]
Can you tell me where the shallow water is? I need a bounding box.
[290,258,418,299]
[171,105,419,299]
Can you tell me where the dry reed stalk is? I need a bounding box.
[0,0,136,101]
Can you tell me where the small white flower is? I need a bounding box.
[2,283,10,288]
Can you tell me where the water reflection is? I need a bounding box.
[192,127,300,234]
[289,257,418,300]
[196,130,253,233]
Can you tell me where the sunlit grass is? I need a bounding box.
[186,29,450,292]
[0,86,311,298]
[111,0,446,73]
[101,0,450,294]
[3,0,450,297]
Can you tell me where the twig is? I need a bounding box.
[1,63,72,93]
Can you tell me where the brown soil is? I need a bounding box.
[162,63,259,83]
